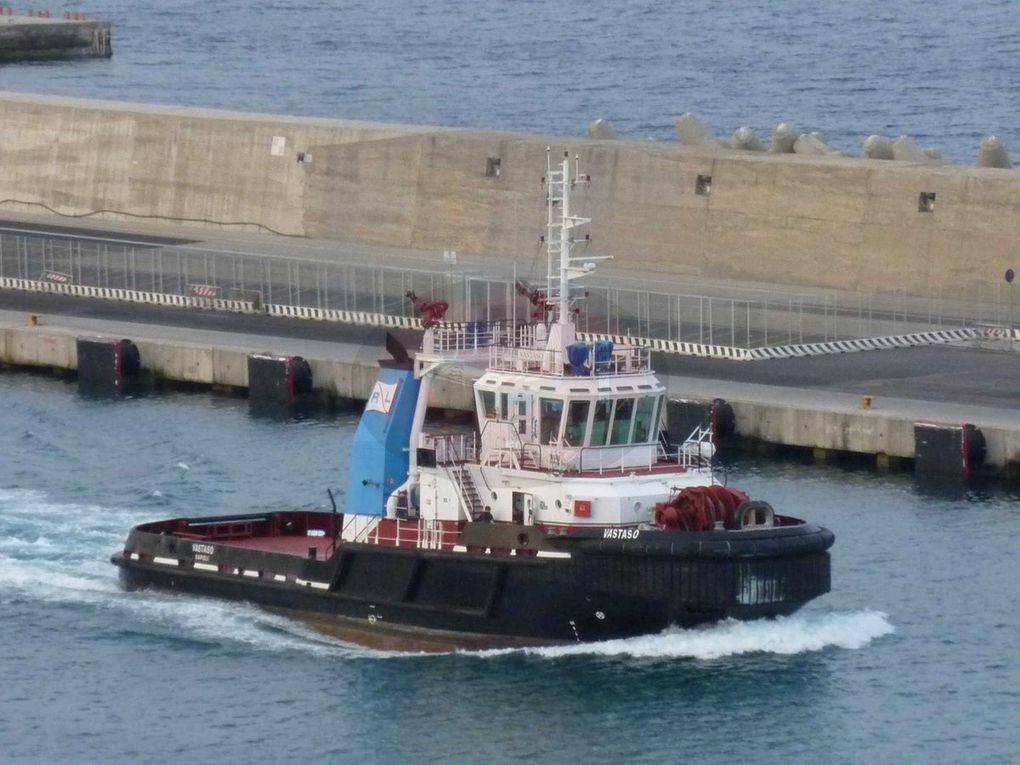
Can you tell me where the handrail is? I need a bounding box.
[487,343,651,377]
[415,430,487,518]
[679,424,715,469]
[342,513,378,544]
[422,432,478,465]
[569,442,662,475]
[479,419,525,468]
[445,465,474,522]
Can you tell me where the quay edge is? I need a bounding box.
[0,17,112,61]
[2,318,1020,479]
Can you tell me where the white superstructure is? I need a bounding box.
[388,150,715,533]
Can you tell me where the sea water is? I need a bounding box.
[2,0,1019,162]
[3,2,1020,760]
[1,371,1018,763]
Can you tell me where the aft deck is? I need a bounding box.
[143,512,466,557]
[139,511,343,559]
[225,534,339,558]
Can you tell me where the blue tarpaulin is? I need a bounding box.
[593,339,614,374]
[566,342,590,375]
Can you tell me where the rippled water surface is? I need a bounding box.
[2,0,1019,161]
[1,371,1019,763]
[3,5,1020,758]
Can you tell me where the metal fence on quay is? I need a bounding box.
[1,231,1015,348]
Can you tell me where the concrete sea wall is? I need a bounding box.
[2,92,1020,293]
[4,322,1020,476]
[0,323,475,410]
[0,17,111,61]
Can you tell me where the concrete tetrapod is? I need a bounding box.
[769,123,798,153]
[793,133,831,156]
[587,119,618,140]
[891,135,932,163]
[863,135,895,160]
[978,136,1012,169]
[731,126,765,152]
[675,113,723,150]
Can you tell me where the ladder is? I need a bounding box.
[449,464,486,519]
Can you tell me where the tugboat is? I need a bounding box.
[112,151,834,651]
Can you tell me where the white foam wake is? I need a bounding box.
[0,487,383,658]
[474,610,894,661]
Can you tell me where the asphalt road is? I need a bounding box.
[3,288,1017,409]
[0,218,200,247]
[656,346,1020,408]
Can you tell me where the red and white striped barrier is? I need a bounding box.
[41,270,71,284]
[187,283,221,299]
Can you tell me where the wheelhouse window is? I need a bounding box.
[479,390,497,419]
[632,396,659,443]
[564,400,590,445]
[610,398,635,445]
[539,398,564,444]
[591,399,612,446]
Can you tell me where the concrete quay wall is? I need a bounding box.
[0,18,111,61]
[731,398,1020,476]
[3,322,1020,475]
[2,93,1020,294]
[0,323,476,410]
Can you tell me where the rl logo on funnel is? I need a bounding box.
[366,381,398,414]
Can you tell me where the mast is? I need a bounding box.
[544,149,604,356]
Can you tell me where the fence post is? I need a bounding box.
[707,297,713,346]
[799,295,804,343]
[834,291,839,340]
[699,296,705,345]
[316,262,323,309]
[264,257,271,304]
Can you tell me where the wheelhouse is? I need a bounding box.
[474,359,667,473]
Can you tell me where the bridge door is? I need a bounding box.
[511,393,531,440]
[512,491,533,525]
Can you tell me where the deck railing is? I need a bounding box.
[679,424,715,469]
[422,432,478,465]
[487,343,650,376]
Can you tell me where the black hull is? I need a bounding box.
[112,520,832,650]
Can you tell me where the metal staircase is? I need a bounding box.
[449,464,486,519]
